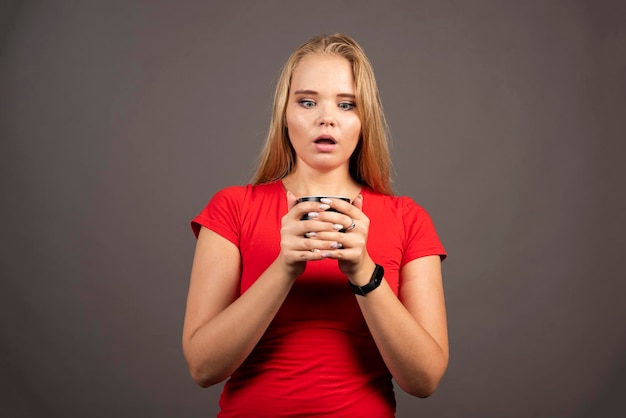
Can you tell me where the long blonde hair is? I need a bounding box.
[252,33,393,195]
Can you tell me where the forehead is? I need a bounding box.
[290,54,355,92]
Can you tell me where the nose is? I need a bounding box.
[317,107,336,127]
[318,116,335,127]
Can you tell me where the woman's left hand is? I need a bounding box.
[311,195,450,397]
[313,195,375,282]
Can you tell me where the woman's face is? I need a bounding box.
[285,54,361,174]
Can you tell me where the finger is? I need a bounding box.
[292,235,347,253]
[343,221,356,232]
[300,219,334,234]
[294,199,332,221]
[315,211,355,233]
[352,194,364,211]
[286,191,299,211]
[304,238,340,252]
[325,196,361,218]
[320,247,358,260]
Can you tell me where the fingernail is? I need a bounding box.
[320,198,332,204]
[307,212,319,218]
[305,231,316,238]
[318,203,330,210]
[330,242,342,249]
[333,224,343,230]
[321,251,332,258]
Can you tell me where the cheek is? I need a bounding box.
[285,110,303,133]
[348,117,362,139]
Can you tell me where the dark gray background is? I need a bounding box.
[1,1,625,417]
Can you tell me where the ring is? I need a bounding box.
[345,222,356,232]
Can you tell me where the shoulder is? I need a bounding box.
[191,181,284,238]
[363,188,441,245]
[203,181,285,218]
[209,181,283,204]
[364,188,446,270]
[210,184,247,201]
[362,188,428,218]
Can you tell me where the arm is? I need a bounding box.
[313,196,449,397]
[182,227,297,387]
[350,255,449,398]
[182,192,346,387]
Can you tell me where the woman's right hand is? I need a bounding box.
[183,192,354,387]
[183,192,342,387]
[278,192,342,278]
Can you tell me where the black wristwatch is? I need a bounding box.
[348,264,384,296]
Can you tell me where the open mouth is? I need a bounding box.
[314,136,336,144]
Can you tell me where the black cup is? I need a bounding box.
[297,196,351,233]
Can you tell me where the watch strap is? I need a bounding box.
[348,264,384,296]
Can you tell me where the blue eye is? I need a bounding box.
[299,99,316,108]
[338,102,356,111]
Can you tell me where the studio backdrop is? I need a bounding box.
[1,1,625,417]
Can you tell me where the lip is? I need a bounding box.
[313,135,337,152]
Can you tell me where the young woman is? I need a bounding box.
[183,33,448,417]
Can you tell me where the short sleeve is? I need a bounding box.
[400,197,447,266]
[190,186,246,246]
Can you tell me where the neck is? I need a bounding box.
[282,165,361,199]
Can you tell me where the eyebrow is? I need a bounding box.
[293,89,356,99]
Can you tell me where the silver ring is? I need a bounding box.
[345,222,356,232]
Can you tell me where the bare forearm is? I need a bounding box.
[184,260,295,387]
[354,280,449,397]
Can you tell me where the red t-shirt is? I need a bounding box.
[191,181,446,417]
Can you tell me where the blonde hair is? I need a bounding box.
[252,33,393,195]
